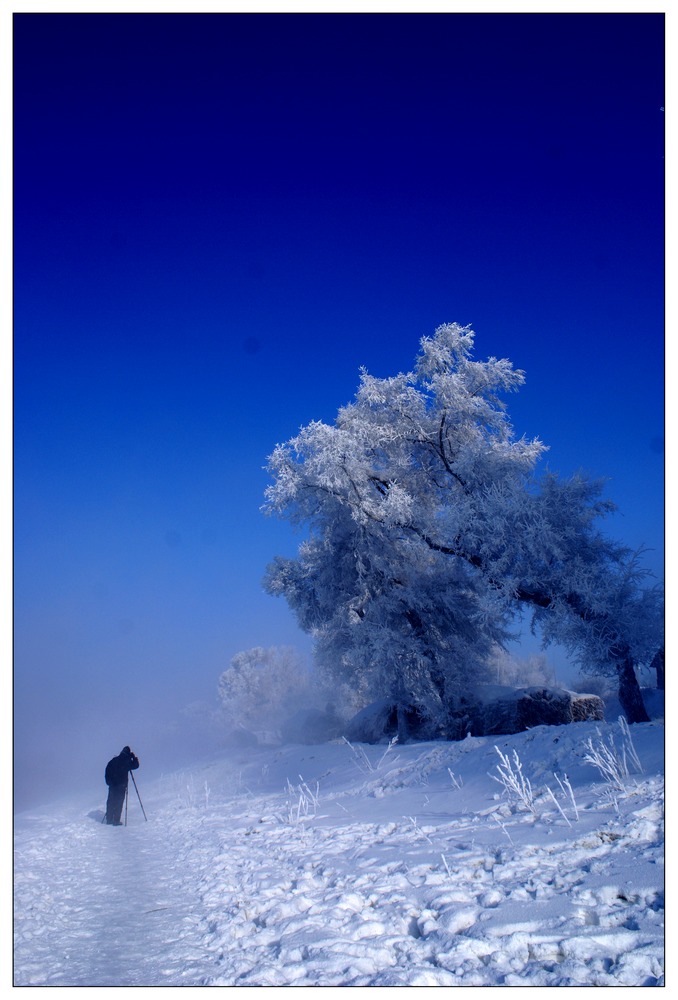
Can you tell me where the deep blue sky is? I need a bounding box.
[14,13,664,809]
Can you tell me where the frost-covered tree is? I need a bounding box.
[264,324,662,724]
[217,646,311,736]
[265,505,512,735]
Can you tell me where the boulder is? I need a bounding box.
[469,685,604,736]
[343,686,604,744]
[569,692,607,723]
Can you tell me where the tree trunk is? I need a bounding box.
[650,647,665,691]
[616,654,650,724]
[395,703,410,743]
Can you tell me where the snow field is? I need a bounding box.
[14,718,664,987]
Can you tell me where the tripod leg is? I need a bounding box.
[130,771,148,821]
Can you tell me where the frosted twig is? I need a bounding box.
[298,775,320,809]
[491,812,514,846]
[405,816,434,845]
[377,736,399,769]
[618,716,643,773]
[342,736,375,774]
[546,786,572,827]
[605,789,621,816]
[448,768,464,789]
[554,772,579,821]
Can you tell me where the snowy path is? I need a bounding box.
[13,805,221,986]
[14,720,664,986]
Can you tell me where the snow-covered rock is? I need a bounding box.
[344,687,604,744]
[469,685,604,736]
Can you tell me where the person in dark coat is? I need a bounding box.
[104,746,140,825]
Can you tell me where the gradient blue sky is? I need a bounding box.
[14,12,664,809]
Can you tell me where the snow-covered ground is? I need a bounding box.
[14,716,664,987]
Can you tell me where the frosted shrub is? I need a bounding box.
[617,716,643,773]
[582,716,643,792]
[342,737,374,774]
[489,753,581,829]
[342,735,399,774]
[281,775,320,824]
[218,646,312,738]
[490,747,536,815]
[581,735,626,789]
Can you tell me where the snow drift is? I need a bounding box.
[14,717,664,987]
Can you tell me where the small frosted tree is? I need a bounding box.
[486,647,556,688]
[264,324,662,724]
[217,646,311,735]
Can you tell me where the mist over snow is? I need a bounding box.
[14,715,663,987]
[12,689,231,815]
[14,13,664,830]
